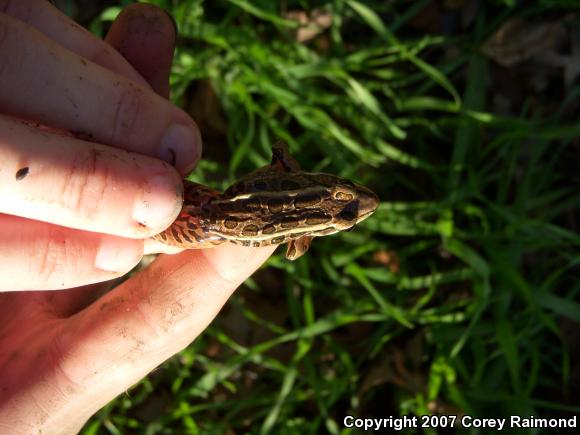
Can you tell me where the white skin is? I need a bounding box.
[0,1,275,433]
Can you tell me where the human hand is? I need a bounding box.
[0,2,275,433]
[0,0,201,290]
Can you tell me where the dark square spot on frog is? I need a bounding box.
[244,198,262,212]
[242,224,259,236]
[267,198,284,213]
[294,193,321,209]
[262,224,277,235]
[306,212,332,225]
[224,217,238,229]
[281,216,300,228]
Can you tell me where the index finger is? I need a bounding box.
[0,12,201,174]
[1,0,150,87]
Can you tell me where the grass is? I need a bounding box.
[82,1,580,433]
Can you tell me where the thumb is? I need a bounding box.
[40,245,274,433]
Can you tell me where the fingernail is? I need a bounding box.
[133,174,183,230]
[95,236,143,272]
[158,123,202,175]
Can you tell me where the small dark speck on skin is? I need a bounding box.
[15,167,29,181]
[80,58,87,65]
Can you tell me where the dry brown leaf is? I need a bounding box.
[284,9,333,43]
[373,249,400,274]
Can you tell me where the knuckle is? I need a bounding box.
[34,227,65,288]
[61,148,110,222]
[110,82,144,146]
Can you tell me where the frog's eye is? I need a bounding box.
[334,191,354,202]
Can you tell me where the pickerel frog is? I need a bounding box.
[154,142,379,260]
